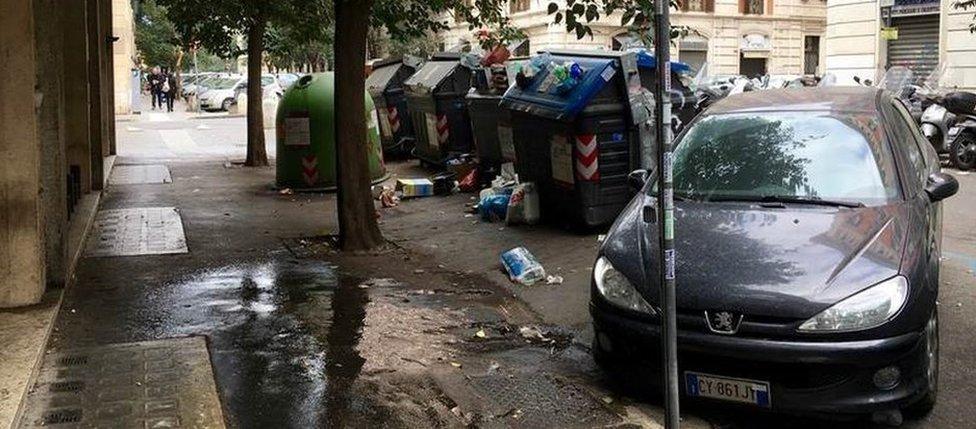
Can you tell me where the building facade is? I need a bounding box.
[112,0,137,114]
[441,0,827,76]
[824,0,976,89]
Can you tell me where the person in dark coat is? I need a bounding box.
[164,69,178,112]
[148,66,164,110]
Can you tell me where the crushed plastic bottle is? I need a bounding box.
[500,247,546,285]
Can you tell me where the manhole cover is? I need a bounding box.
[18,336,224,428]
[108,165,173,185]
[84,207,188,257]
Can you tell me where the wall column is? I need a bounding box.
[0,0,45,307]
[63,0,93,197]
[34,0,69,289]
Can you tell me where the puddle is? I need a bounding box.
[158,260,371,427]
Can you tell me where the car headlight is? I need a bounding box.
[594,256,656,315]
[798,276,908,332]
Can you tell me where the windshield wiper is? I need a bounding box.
[703,194,865,208]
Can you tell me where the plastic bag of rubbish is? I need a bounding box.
[500,247,546,285]
[479,193,511,222]
[506,182,540,225]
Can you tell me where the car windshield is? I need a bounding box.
[661,112,901,206]
[210,78,240,90]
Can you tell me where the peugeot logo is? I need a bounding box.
[705,310,744,335]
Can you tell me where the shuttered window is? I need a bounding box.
[681,0,714,12]
[740,0,772,14]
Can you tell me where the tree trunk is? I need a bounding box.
[245,18,269,167]
[334,0,383,251]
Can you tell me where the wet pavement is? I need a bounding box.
[17,109,976,428]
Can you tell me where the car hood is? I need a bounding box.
[601,194,909,319]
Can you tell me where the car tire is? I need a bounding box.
[904,310,939,419]
[949,133,976,171]
[221,98,234,112]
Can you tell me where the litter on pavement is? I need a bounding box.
[500,246,546,285]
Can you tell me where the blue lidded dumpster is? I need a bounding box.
[404,52,478,167]
[366,56,422,156]
[501,50,653,228]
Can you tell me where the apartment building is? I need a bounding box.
[441,0,827,76]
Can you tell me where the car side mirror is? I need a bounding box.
[628,169,649,192]
[925,172,958,202]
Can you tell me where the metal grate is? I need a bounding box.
[49,381,85,393]
[56,356,89,367]
[41,409,82,425]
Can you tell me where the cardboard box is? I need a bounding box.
[395,178,434,198]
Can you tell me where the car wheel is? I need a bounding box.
[221,98,234,112]
[949,133,976,171]
[904,310,938,418]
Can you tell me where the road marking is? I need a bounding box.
[158,129,198,154]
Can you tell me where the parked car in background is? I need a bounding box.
[592,87,957,423]
[276,73,300,90]
[198,75,245,111]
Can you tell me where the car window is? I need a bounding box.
[885,102,927,184]
[892,99,938,173]
[261,76,274,86]
[665,112,901,206]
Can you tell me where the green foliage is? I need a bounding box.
[955,0,976,32]
[134,0,181,68]
[371,0,524,51]
[546,0,691,47]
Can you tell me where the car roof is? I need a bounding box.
[706,87,882,115]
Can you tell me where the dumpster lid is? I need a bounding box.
[366,61,404,94]
[500,51,624,121]
[634,50,693,74]
[404,59,459,93]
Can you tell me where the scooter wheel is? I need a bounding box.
[950,133,976,171]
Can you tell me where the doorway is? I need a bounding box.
[739,55,767,78]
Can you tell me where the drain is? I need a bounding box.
[41,409,82,425]
[57,356,89,367]
[49,380,85,393]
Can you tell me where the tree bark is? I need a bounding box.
[245,17,269,167]
[334,0,383,251]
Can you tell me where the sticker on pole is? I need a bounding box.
[550,135,574,186]
[665,249,676,280]
[284,116,311,147]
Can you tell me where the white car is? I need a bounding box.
[198,75,280,112]
[197,76,244,111]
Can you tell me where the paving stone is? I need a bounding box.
[17,336,225,428]
[108,165,172,185]
[84,208,188,257]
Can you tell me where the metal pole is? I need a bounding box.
[652,0,679,427]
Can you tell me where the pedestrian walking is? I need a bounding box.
[148,67,164,110]
[164,69,177,112]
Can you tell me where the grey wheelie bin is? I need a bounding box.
[466,58,529,179]
[404,52,477,167]
[500,50,653,228]
[366,56,421,156]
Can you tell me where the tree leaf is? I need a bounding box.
[574,22,586,39]
[548,2,559,14]
[621,9,635,26]
[555,12,563,24]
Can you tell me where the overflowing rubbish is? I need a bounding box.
[430,171,458,196]
[396,178,434,198]
[474,329,487,339]
[479,191,512,222]
[500,247,546,285]
[518,325,550,342]
[505,182,540,225]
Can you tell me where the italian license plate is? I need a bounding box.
[685,371,771,408]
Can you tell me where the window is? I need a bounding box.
[740,0,769,15]
[681,0,714,12]
[890,100,937,180]
[510,0,530,14]
[664,112,901,205]
[455,0,472,23]
[804,36,820,75]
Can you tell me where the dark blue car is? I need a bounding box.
[591,87,959,421]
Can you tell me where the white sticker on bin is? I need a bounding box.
[284,117,311,146]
